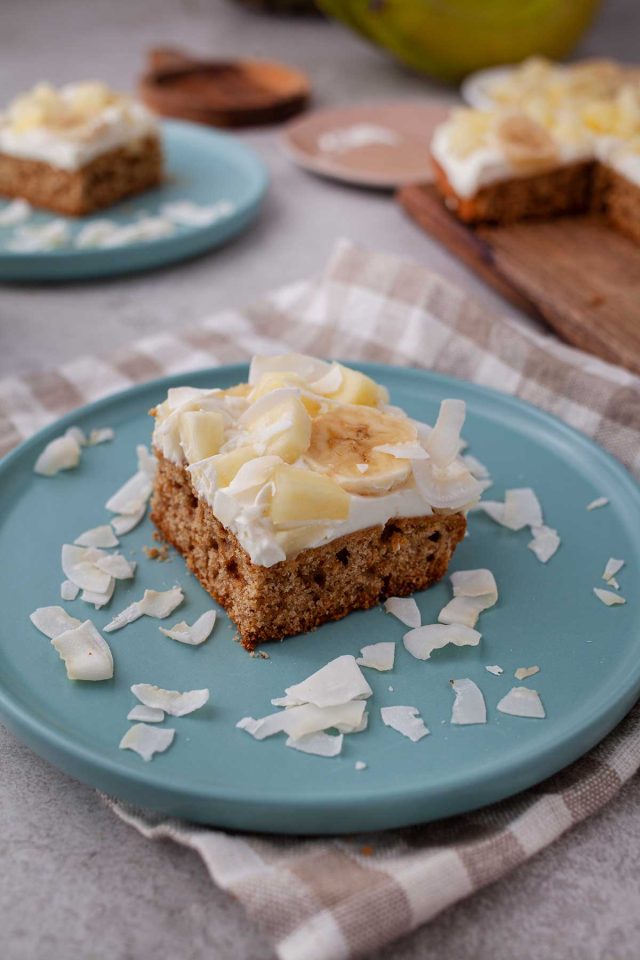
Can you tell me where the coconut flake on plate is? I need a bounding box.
[384,596,421,628]
[593,587,626,606]
[104,586,184,632]
[438,594,495,628]
[127,705,165,723]
[282,655,372,708]
[450,678,487,725]
[514,665,540,680]
[52,620,114,681]
[497,687,546,718]
[111,504,147,535]
[403,623,481,661]
[34,434,81,477]
[373,442,429,460]
[354,760,367,771]
[0,198,32,226]
[161,199,235,228]
[602,558,624,582]
[94,553,136,580]
[528,525,560,563]
[502,488,543,531]
[356,642,395,672]
[462,454,491,480]
[8,219,71,251]
[61,544,112,593]
[238,700,366,741]
[308,362,343,396]
[87,427,114,446]
[485,664,503,676]
[119,723,175,761]
[30,605,82,639]
[74,525,119,548]
[587,497,609,511]
[105,469,153,516]
[473,500,506,524]
[81,577,115,609]
[380,705,429,742]
[130,683,209,716]
[451,568,498,602]
[159,610,216,645]
[60,580,80,601]
[65,426,87,447]
[285,731,343,757]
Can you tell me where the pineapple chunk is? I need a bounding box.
[211,446,257,487]
[179,410,225,463]
[270,465,350,526]
[328,365,389,406]
[249,372,321,416]
[222,382,251,398]
[249,395,312,463]
[69,82,114,117]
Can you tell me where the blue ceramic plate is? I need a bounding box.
[0,364,638,835]
[0,121,267,281]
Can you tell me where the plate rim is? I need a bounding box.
[1,361,639,832]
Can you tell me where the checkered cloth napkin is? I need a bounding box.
[3,240,640,960]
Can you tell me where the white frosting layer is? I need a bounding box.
[0,85,158,170]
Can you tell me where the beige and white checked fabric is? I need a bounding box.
[3,240,640,960]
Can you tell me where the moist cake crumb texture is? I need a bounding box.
[150,354,483,647]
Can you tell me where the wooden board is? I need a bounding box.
[398,183,640,376]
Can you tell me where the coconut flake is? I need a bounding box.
[380,705,429,742]
[425,399,466,468]
[309,362,343,396]
[285,731,343,757]
[30,606,82,639]
[498,687,545,718]
[412,457,483,511]
[81,577,115,609]
[462,454,491,479]
[87,427,114,445]
[248,353,329,387]
[159,610,216,645]
[609,577,621,591]
[403,623,481,660]
[503,488,543,531]
[356,463,369,474]
[119,723,175,761]
[61,544,112,593]
[105,469,152,515]
[355,760,367,771]
[104,587,183,632]
[95,553,136,579]
[34,435,81,476]
[60,580,80,601]
[0,198,32,226]
[474,500,506,524]
[238,701,366,741]
[384,596,421,628]
[451,568,498,601]
[587,497,609,511]
[438,594,495,628]
[485,664,504,676]
[602,558,624,582]
[65,426,87,447]
[514,665,540,680]
[130,683,209,716]
[283,655,372,708]
[528,525,560,563]
[127,705,165,722]
[161,199,235,227]
[593,587,626,606]
[111,505,147,535]
[75,525,119,548]
[374,442,429,460]
[356,642,395,672]
[450,678,486,725]
[52,620,114,681]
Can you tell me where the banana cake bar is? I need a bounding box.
[431,57,640,244]
[151,355,484,648]
[0,82,162,216]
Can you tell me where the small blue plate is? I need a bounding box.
[0,121,268,282]
[0,364,638,834]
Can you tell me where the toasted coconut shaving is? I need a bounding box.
[380,705,429,741]
[60,580,80,601]
[412,457,482,511]
[514,665,540,680]
[61,544,112,593]
[528,525,560,563]
[130,683,209,716]
[451,568,498,601]
[356,642,395,672]
[52,620,114,681]
[283,655,372,708]
[425,399,466,468]
[587,497,609,511]
[75,525,119,548]
[602,558,624,582]
[498,687,546,718]
[30,605,81,639]
[438,595,491,628]
[119,723,175,761]
[127,705,165,722]
[485,665,504,676]
[285,732,343,757]
[593,587,626,606]
[104,587,184,632]
[34,435,81,476]
[105,470,152,515]
[159,610,216,645]
[450,678,486,725]
[95,553,136,579]
[403,623,481,661]
[384,596,421,628]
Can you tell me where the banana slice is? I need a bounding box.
[304,406,418,494]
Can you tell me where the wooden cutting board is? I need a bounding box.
[397,183,640,376]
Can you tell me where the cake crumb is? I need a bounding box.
[360,845,374,857]
[249,649,270,659]
[143,544,169,562]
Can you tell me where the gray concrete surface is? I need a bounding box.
[2,1,639,958]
